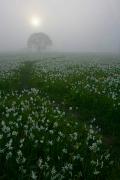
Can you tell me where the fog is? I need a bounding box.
[0,0,120,53]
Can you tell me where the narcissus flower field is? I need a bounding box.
[0,53,120,179]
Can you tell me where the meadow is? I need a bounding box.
[0,53,120,180]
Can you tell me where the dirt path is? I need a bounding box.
[19,61,35,89]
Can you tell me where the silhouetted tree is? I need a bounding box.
[27,32,52,51]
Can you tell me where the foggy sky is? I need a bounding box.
[0,0,120,52]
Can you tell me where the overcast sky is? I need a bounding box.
[0,0,120,52]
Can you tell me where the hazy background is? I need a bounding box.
[0,0,120,53]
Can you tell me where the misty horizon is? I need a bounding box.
[0,0,120,53]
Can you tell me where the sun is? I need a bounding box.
[30,16,42,27]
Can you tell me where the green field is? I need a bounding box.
[0,53,120,180]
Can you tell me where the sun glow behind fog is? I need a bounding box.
[30,16,42,27]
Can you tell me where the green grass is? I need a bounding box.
[0,54,120,179]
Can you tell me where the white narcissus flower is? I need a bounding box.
[6,152,12,160]
[69,107,72,110]
[53,122,58,128]
[31,171,37,180]
[93,169,100,175]
[62,148,67,154]
[0,134,3,140]
[38,158,43,169]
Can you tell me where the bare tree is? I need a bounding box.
[27,32,52,51]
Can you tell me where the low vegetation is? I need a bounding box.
[0,53,120,179]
